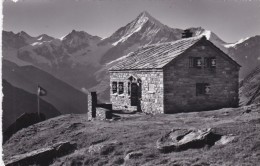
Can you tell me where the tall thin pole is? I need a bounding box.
[37,84,40,116]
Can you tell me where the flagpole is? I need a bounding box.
[37,84,40,117]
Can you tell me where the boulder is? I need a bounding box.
[156,128,222,153]
[5,141,76,166]
[88,144,104,154]
[55,141,77,157]
[215,135,236,145]
[124,151,143,160]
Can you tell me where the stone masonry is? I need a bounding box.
[88,92,97,121]
[96,107,112,120]
[163,40,239,113]
[110,70,164,114]
[88,92,113,120]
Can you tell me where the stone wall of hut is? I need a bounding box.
[163,41,240,113]
[109,70,164,114]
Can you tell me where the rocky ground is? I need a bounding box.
[3,104,260,166]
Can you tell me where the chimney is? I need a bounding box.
[182,29,193,38]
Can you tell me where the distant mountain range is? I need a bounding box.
[2,11,260,103]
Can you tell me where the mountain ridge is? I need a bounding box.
[2,11,260,102]
[2,60,88,115]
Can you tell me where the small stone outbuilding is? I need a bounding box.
[109,36,240,114]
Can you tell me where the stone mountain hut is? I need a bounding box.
[109,36,240,114]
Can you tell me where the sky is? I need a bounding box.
[2,0,260,43]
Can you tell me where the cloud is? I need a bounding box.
[11,0,19,2]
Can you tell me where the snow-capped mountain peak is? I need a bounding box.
[110,11,175,46]
[134,11,150,26]
[60,30,101,42]
[224,37,250,48]
[111,12,153,46]
[60,35,67,40]
[36,34,54,42]
[137,11,165,27]
[61,30,86,41]
[137,11,151,18]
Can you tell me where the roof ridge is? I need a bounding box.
[109,36,206,71]
[139,35,204,49]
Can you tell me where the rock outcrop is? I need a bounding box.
[156,128,222,153]
[5,141,76,166]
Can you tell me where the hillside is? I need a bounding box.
[2,60,88,115]
[3,104,260,166]
[2,80,60,130]
[226,35,260,79]
[240,65,260,105]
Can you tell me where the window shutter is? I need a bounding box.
[128,82,131,96]
[204,57,209,68]
[189,57,193,67]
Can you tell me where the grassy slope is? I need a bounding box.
[3,105,260,166]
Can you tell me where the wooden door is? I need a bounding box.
[131,83,138,106]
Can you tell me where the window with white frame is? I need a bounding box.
[112,82,117,94]
[204,57,216,68]
[118,82,124,94]
[189,57,202,68]
[196,83,210,96]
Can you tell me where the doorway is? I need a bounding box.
[131,83,139,106]
[128,76,142,110]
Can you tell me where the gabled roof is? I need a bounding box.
[109,36,239,71]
